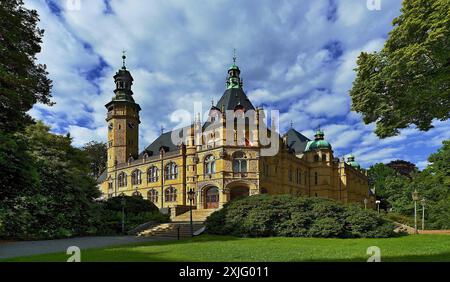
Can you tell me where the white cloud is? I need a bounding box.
[23,0,448,170]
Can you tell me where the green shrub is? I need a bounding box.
[309,217,345,238]
[103,195,159,213]
[205,195,396,238]
[96,195,169,235]
[384,212,415,227]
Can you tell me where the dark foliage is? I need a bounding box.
[103,195,159,214]
[97,195,169,234]
[0,122,102,240]
[386,160,418,177]
[0,0,52,133]
[205,195,395,238]
[367,141,450,229]
[81,141,107,179]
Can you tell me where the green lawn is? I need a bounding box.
[3,234,450,262]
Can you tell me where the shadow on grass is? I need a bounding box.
[299,252,450,262]
[4,234,450,262]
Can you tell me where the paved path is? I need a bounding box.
[0,236,174,259]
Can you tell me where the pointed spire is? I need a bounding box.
[121,50,127,70]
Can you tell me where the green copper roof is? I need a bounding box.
[346,155,360,169]
[229,64,240,70]
[304,129,332,152]
[305,140,332,151]
[348,161,361,169]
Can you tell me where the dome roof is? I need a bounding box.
[304,129,332,151]
[229,63,240,70]
[346,154,361,169]
[305,140,332,151]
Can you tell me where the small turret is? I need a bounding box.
[304,128,332,151]
[226,49,243,89]
[346,154,361,169]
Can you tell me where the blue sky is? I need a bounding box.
[25,0,449,169]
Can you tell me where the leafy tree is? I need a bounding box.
[0,0,52,133]
[426,140,450,186]
[368,163,397,196]
[349,0,450,138]
[1,122,102,239]
[0,0,52,236]
[82,141,107,179]
[386,160,418,177]
[368,141,449,229]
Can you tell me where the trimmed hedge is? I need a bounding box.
[205,195,396,238]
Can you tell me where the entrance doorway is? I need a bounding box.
[205,187,219,209]
[230,186,249,201]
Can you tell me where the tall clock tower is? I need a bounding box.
[105,53,141,168]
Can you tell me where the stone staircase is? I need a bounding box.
[138,222,205,238]
[138,209,217,238]
[172,208,217,222]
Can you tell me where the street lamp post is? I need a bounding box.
[421,198,426,231]
[121,196,126,234]
[375,200,381,213]
[187,188,196,237]
[364,198,368,210]
[412,190,419,234]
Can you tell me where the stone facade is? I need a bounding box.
[98,58,375,212]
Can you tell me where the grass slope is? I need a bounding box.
[3,234,450,262]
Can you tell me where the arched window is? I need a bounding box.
[165,187,177,202]
[132,190,142,197]
[314,155,320,162]
[204,155,216,175]
[164,162,178,180]
[232,151,247,173]
[147,166,159,182]
[118,172,127,187]
[148,189,158,203]
[131,169,142,185]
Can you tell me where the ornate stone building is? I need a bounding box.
[98,55,375,219]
